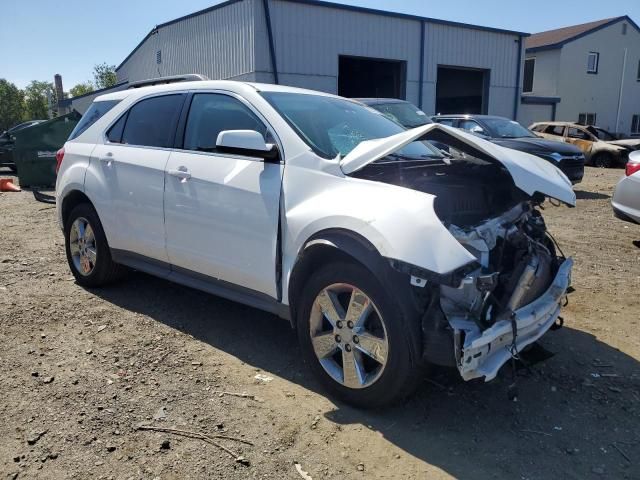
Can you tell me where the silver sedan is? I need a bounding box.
[612,151,640,224]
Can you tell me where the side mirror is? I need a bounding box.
[216,130,279,162]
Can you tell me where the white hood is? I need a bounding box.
[340,124,576,206]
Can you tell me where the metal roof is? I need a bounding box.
[117,0,529,71]
[526,15,639,53]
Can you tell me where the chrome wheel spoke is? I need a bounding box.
[69,240,80,256]
[345,289,372,329]
[84,224,95,244]
[316,289,345,328]
[85,247,97,264]
[342,349,365,388]
[311,332,338,359]
[355,332,388,365]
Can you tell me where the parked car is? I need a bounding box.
[0,120,46,172]
[56,81,575,407]
[530,121,640,168]
[612,151,640,225]
[355,98,432,128]
[432,115,585,184]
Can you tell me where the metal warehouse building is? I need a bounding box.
[110,0,527,118]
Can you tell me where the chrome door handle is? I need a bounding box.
[99,153,113,166]
[167,167,191,180]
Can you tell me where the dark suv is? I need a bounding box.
[432,114,585,184]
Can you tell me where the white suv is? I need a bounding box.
[56,80,575,407]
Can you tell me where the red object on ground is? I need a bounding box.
[0,178,21,192]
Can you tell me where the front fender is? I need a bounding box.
[281,163,477,304]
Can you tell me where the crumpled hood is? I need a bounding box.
[340,123,576,206]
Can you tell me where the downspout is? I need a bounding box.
[552,102,557,121]
[615,47,627,133]
[262,0,279,84]
[418,20,425,109]
[513,35,523,120]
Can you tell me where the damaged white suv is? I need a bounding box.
[56,81,575,407]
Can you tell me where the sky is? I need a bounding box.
[2,0,639,90]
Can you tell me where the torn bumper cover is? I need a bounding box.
[450,257,572,381]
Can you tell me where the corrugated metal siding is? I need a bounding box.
[117,0,257,83]
[260,0,422,98]
[425,22,520,115]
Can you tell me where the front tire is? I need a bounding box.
[64,203,126,287]
[296,262,421,408]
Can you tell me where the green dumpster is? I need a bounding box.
[13,111,81,188]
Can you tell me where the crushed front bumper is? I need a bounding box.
[450,257,573,381]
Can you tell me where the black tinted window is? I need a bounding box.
[122,95,184,148]
[69,100,119,140]
[107,114,127,143]
[183,94,267,152]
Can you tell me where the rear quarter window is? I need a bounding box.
[68,100,120,140]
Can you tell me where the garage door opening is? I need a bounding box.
[436,66,488,115]
[338,56,406,99]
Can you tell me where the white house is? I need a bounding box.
[519,16,640,137]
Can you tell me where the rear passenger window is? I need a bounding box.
[183,93,268,152]
[121,95,184,148]
[106,114,127,143]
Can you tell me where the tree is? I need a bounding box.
[23,80,53,121]
[0,79,25,131]
[93,63,117,89]
[70,82,94,97]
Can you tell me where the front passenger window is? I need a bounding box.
[183,93,268,152]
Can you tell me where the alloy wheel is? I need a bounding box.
[309,283,389,389]
[69,217,97,276]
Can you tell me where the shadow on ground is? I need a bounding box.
[92,272,640,480]
[574,190,611,200]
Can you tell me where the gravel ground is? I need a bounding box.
[0,167,639,480]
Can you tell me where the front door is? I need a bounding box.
[164,92,283,297]
[566,126,593,157]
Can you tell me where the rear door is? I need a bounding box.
[164,92,283,297]
[87,93,186,262]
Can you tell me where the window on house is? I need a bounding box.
[637,59,640,81]
[578,113,597,126]
[632,115,640,135]
[622,23,628,35]
[587,52,599,74]
[523,58,535,93]
[156,50,162,65]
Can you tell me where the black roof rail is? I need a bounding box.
[127,74,209,89]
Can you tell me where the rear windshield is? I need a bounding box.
[68,100,120,140]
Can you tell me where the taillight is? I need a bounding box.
[55,147,65,174]
[625,160,640,177]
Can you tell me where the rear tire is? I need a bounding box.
[591,153,613,168]
[295,261,421,408]
[64,203,126,287]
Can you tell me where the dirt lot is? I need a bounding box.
[0,167,639,480]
